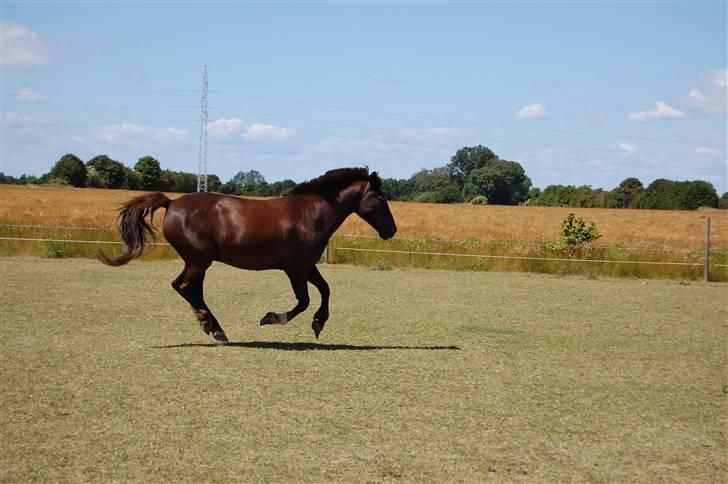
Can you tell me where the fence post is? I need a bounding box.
[704,216,711,282]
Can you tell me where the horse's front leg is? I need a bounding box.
[260,270,310,326]
[308,266,330,339]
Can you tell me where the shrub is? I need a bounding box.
[469,195,488,205]
[45,241,72,258]
[546,213,602,253]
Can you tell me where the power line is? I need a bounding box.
[288,129,712,171]
[0,119,199,127]
[1,89,200,97]
[211,89,726,147]
[1,105,199,113]
[207,107,725,161]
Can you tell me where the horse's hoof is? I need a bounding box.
[260,312,277,326]
[212,330,228,342]
[260,312,287,326]
[312,320,323,339]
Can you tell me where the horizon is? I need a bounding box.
[2,2,726,192]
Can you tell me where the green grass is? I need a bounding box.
[1,257,727,482]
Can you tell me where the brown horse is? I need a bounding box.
[99,167,396,342]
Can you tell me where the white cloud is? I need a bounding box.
[516,102,547,120]
[242,123,295,140]
[1,22,48,68]
[688,88,708,105]
[628,101,684,122]
[208,117,245,138]
[16,88,46,102]
[96,122,189,144]
[685,70,727,114]
[618,143,637,153]
[693,146,720,156]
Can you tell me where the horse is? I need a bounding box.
[99,167,397,342]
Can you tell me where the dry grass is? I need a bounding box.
[1,257,726,482]
[1,184,725,249]
[1,185,726,281]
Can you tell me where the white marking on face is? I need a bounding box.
[276,313,288,325]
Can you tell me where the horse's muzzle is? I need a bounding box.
[380,227,397,240]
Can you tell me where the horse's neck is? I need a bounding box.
[317,184,363,239]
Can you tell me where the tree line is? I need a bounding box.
[2,147,726,210]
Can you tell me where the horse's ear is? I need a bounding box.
[369,171,382,191]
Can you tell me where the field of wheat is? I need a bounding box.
[1,185,726,280]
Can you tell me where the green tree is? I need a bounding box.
[86,155,126,189]
[613,177,644,209]
[49,154,87,187]
[719,192,728,209]
[409,167,461,203]
[134,156,161,190]
[86,166,105,188]
[269,179,296,196]
[446,145,499,188]
[683,180,718,209]
[207,174,222,192]
[381,177,414,201]
[123,167,141,190]
[461,159,531,205]
[530,185,577,206]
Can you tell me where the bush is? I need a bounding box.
[469,195,488,205]
[45,241,72,258]
[546,213,602,253]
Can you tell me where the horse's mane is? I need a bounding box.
[290,167,381,199]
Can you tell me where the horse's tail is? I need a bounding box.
[98,192,171,267]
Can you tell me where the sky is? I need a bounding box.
[1,1,727,193]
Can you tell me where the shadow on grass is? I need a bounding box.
[152,341,461,351]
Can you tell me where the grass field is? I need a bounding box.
[1,257,726,482]
[1,185,727,280]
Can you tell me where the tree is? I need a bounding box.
[86,155,126,189]
[613,178,644,209]
[269,179,296,196]
[123,167,141,190]
[640,179,717,210]
[85,166,105,188]
[381,177,414,201]
[49,154,87,187]
[134,156,161,190]
[719,192,728,209]
[207,174,222,192]
[531,185,577,206]
[682,180,718,209]
[446,145,499,188]
[409,167,461,203]
[461,159,531,205]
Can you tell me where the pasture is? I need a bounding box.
[1,257,726,482]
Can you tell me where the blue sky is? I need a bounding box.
[2,1,726,193]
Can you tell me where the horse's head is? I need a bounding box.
[356,172,397,240]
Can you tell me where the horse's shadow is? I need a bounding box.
[152,341,460,351]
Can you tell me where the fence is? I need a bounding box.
[1,217,725,281]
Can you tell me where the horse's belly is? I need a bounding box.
[216,245,288,271]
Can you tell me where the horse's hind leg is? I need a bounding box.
[172,262,228,342]
[308,266,330,339]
